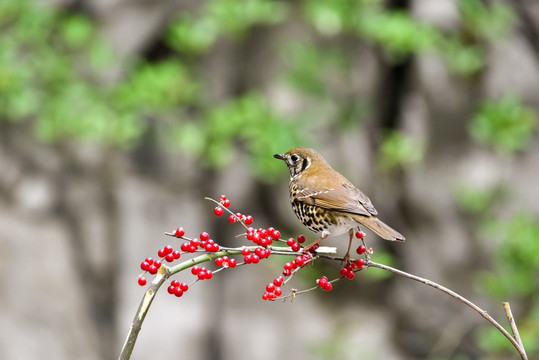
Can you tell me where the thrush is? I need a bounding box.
[274,147,405,260]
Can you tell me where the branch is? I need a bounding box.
[118,196,528,360]
[367,260,528,360]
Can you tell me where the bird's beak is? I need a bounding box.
[273,153,285,160]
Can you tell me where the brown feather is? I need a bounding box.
[350,214,405,241]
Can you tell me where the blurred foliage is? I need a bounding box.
[167,0,288,53]
[0,0,517,178]
[454,185,507,215]
[455,184,539,358]
[469,96,538,153]
[378,131,424,172]
[476,214,539,357]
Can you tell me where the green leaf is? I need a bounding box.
[60,15,93,47]
[378,131,423,171]
[469,96,538,153]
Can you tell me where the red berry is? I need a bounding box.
[145,257,154,265]
[260,238,271,247]
[171,280,180,287]
[172,250,181,259]
[191,266,201,275]
[356,245,366,254]
[284,262,293,271]
[222,199,231,208]
[291,243,301,252]
[138,277,147,286]
[206,270,213,279]
[283,269,292,276]
[273,276,284,286]
[262,292,270,300]
[355,258,365,268]
[266,283,276,292]
[154,260,162,268]
[228,258,237,267]
[346,271,355,280]
[215,257,224,266]
[318,276,328,288]
[214,207,224,216]
[164,245,174,254]
[140,261,150,271]
[244,215,253,225]
[228,215,236,223]
[157,248,166,258]
[286,238,295,246]
[173,287,184,297]
[198,270,207,280]
[180,283,189,291]
[251,255,260,264]
[242,248,251,256]
[297,235,306,243]
[355,231,366,239]
[324,282,333,291]
[174,227,185,237]
[274,287,282,296]
[340,268,348,276]
[200,232,210,241]
[167,285,175,294]
[165,253,175,262]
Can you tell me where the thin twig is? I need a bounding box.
[503,302,526,353]
[368,260,528,360]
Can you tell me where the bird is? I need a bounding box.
[274,147,404,260]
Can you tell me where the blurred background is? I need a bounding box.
[1,0,538,359]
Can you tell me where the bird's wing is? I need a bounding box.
[296,182,378,217]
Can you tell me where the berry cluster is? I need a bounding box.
[245,227,280,247]
[215,256,237,268]
[281,253,312,277]
[317,276,333,291]
[339,259,365,279]
[214,194,255,225]
[285,235,305,252]
[138,257,163,286]
[191,265,213,280]
[140,257,162,274]
[136,194,374,302]
[178,232,220,253]
[262,276,284,300]
[167,280,189,297]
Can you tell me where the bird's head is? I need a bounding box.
[273,147,328,180]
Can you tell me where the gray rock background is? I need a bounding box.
[1,1,538,359]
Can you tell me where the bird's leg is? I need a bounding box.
[302,233,328,254]
[343,228,354,264]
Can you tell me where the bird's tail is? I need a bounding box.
[353,215,405,242]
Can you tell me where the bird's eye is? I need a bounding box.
[290,154,300,163]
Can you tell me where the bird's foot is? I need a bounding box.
[341,251,351,267]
